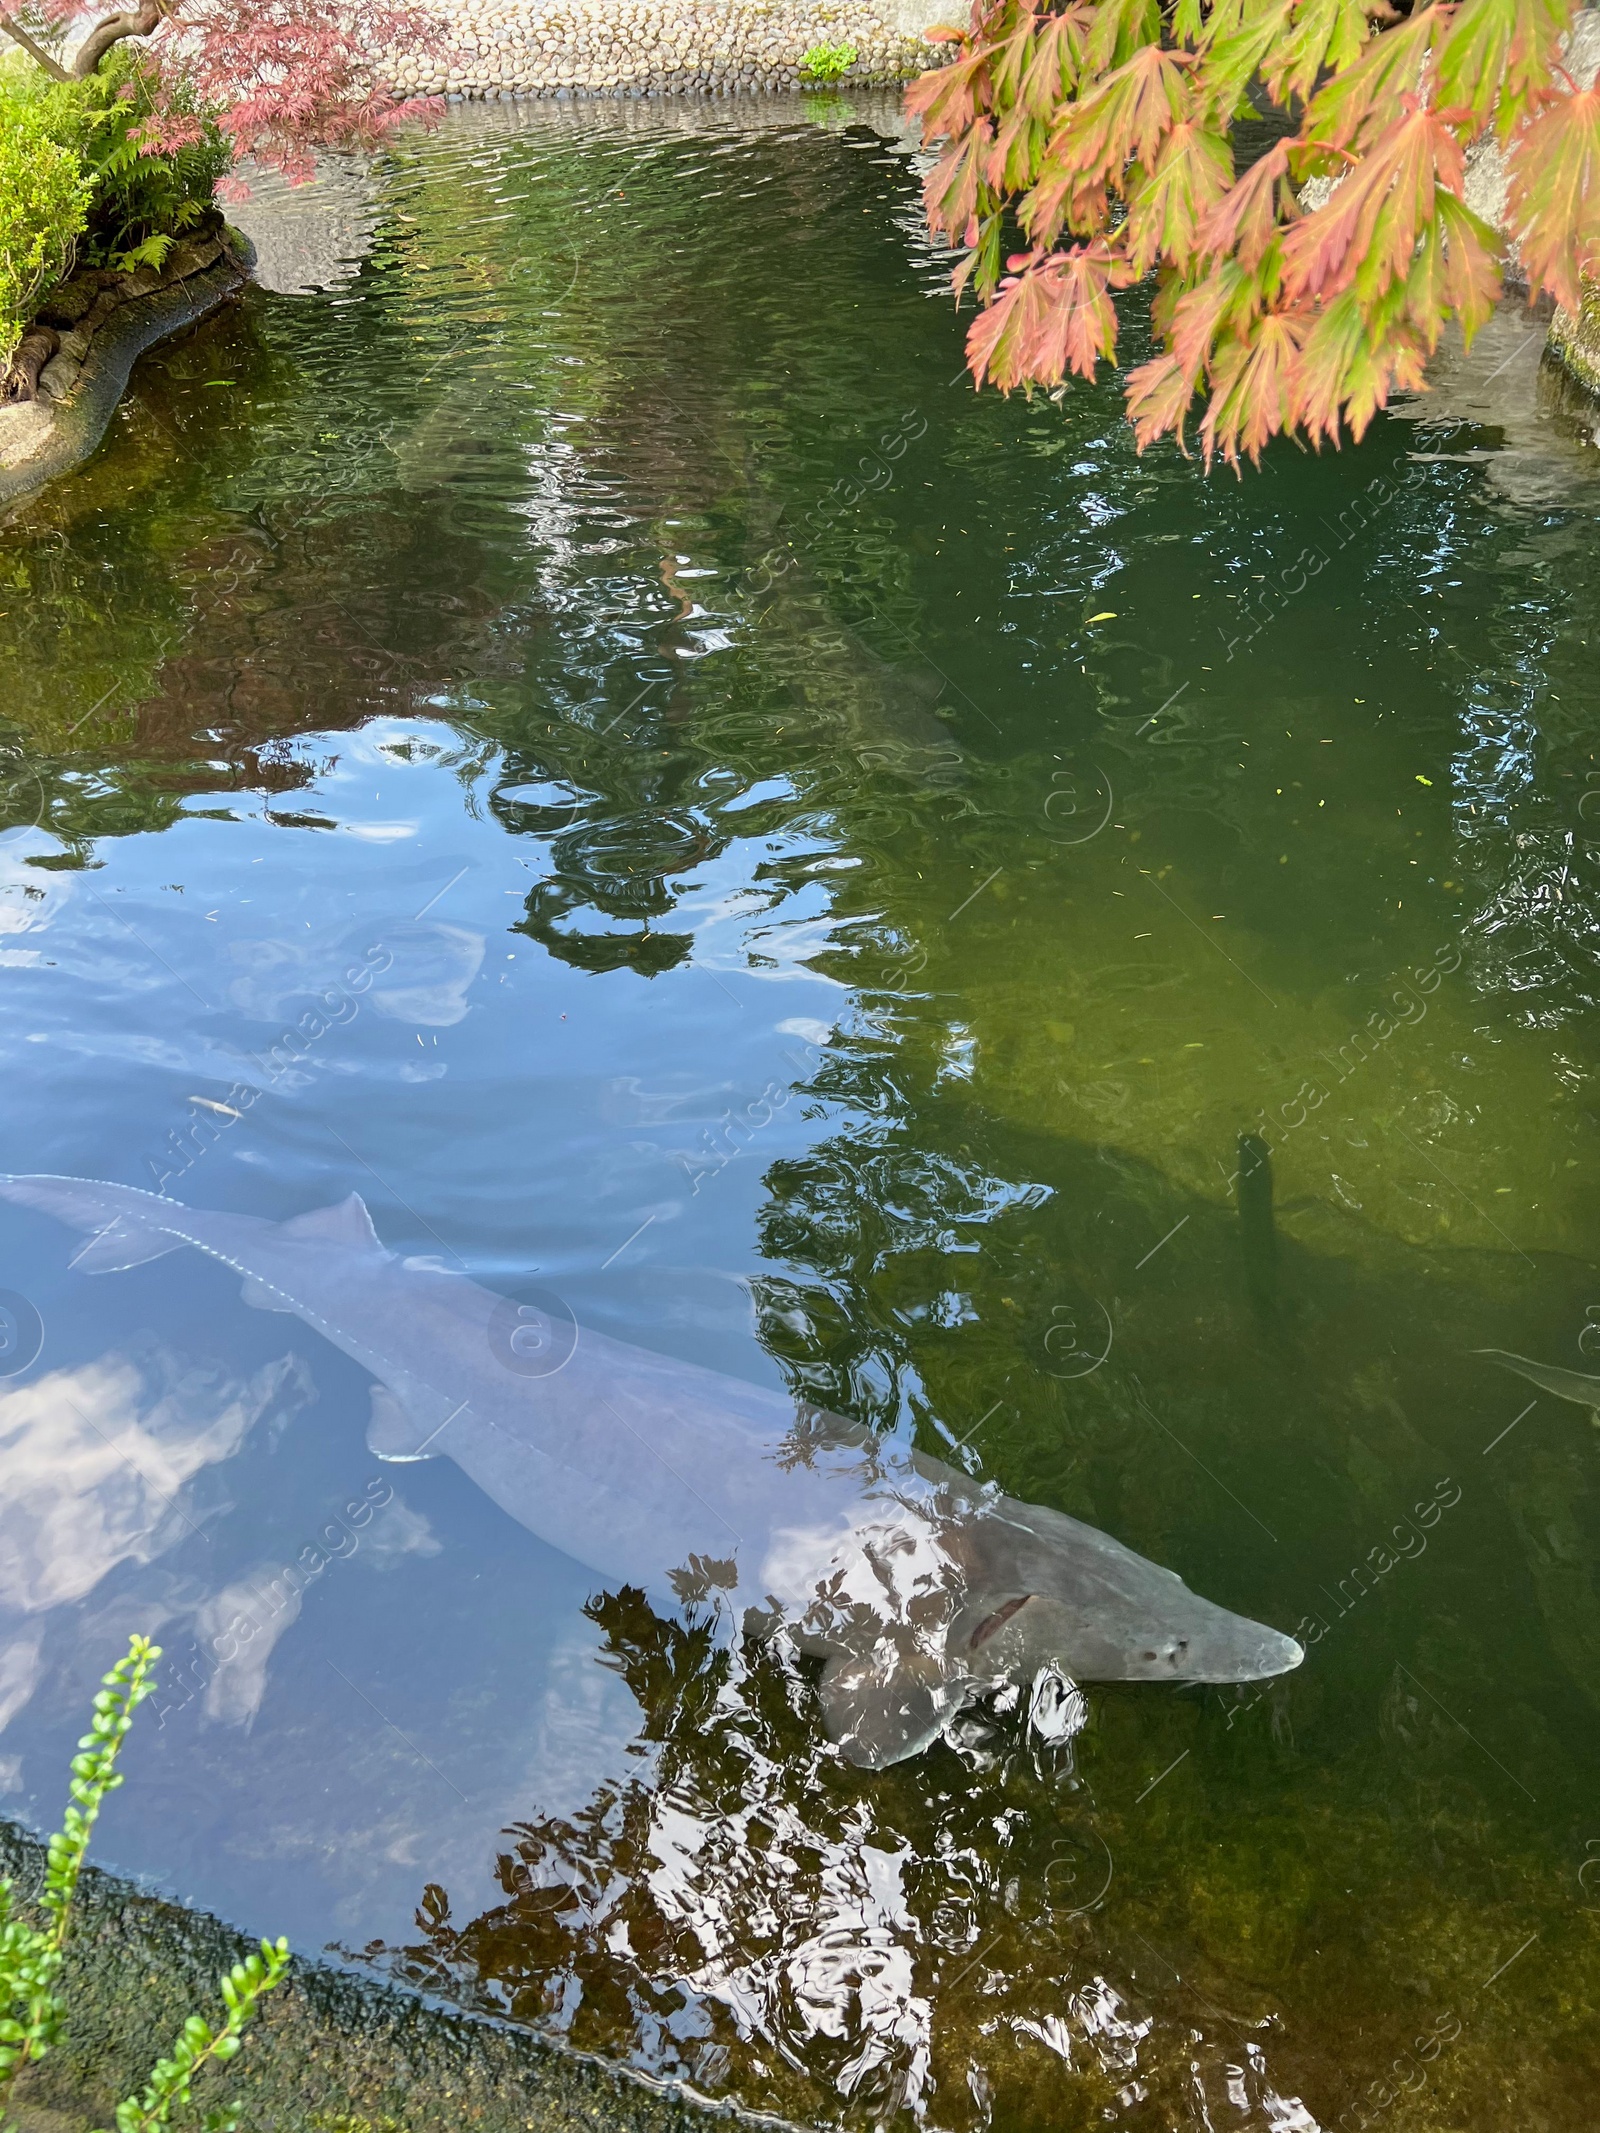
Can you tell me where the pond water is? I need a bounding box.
[2,92,1599,2133]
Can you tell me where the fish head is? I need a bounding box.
[955,1505,1304,1688]
[1103,1589,1305,1684]
[957,1583,1303,1686]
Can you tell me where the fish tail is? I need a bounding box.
[0,1174,189,1272]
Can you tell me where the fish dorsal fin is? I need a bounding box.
[69,1218,184,1274]
[817,1653,962,1770]
[280,1193,382,1254]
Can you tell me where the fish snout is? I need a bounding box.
[1234,1627,1305,1681]
[1154,1620,1304,1684]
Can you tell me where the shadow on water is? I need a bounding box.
[0,90,1597,2133]
[1235,1131,1278,1321]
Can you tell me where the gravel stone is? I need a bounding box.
[396,0,937,99]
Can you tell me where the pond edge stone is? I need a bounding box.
[402,0,941,101]
[0,1818,810,2133]
[0,234,254,515]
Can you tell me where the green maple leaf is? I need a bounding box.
[1295,287,1423,443]
[1083,0,1162,75]
[1281,104,1468,313]
[987,103,1052,191]
[1194,137,1292,271]
[1300,9,1443,156]
[1125,119,1234,272]
[1199,311,1307,466]
[1126,347,1200,450]
[1403,190,1503,350]
[967,245,1125,389]
[1019,7,1094,113]
[1048,41,1196,186]
[1437,0,1577,135]
[1167,255,1266,379]
[1264,0,1370,107]
[905,44,995,139]
[1198,0,1297,123]
[1506,81,1600,311]
[923,117,996,245]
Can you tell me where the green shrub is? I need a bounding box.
[4,50,230,273]
[0,45,229,366]
[0,90,90,369]
[0,1635,289,2133]
[799,40,858,81]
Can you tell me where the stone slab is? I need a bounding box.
[0,1819,805,2133]
[0,245,252,513]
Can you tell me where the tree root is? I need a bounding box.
[3,327,60,404]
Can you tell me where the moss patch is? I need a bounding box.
[1,1823,795,2133]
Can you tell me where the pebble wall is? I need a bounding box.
[394,0,939,102]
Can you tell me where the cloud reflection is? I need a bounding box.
[0,1353,303,1616]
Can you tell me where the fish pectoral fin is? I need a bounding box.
[963,1593,1035,1651]
[1476,1348,1600,1410]
[280,1193,383,1255]
[241,1276,294,1312]
[366,1380,455,1463]
[817,1652,962,1770]
[69,1218,185,1274]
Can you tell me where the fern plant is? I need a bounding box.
[0,1636,289,2133]
[78,52,230,268]
[2,46,229,282]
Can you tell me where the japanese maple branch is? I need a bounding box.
[0,10,70,80]
[71,0,165,78]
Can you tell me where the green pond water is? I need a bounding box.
[1,92,1598,2133]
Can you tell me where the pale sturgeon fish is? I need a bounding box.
[0,1175,1303,1766]
[1478,1347,1600,1417]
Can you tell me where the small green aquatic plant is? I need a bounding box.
[798,40,857,82]
[0,1635,289,2133]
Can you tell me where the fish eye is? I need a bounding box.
[1141,1650,1157,1661]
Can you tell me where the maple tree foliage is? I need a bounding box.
[1,0,442,180]
[906,0,1598,465]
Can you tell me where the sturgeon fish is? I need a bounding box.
[0,1175,1303,1766]
[1478,1347,1600,1417]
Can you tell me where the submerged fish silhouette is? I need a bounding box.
[0,1175,1303,1766]
[1478,1347,1600,1418]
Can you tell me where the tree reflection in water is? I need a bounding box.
[378,1588,1312,2132]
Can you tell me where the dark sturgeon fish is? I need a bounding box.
[0,1175,1303,1766]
